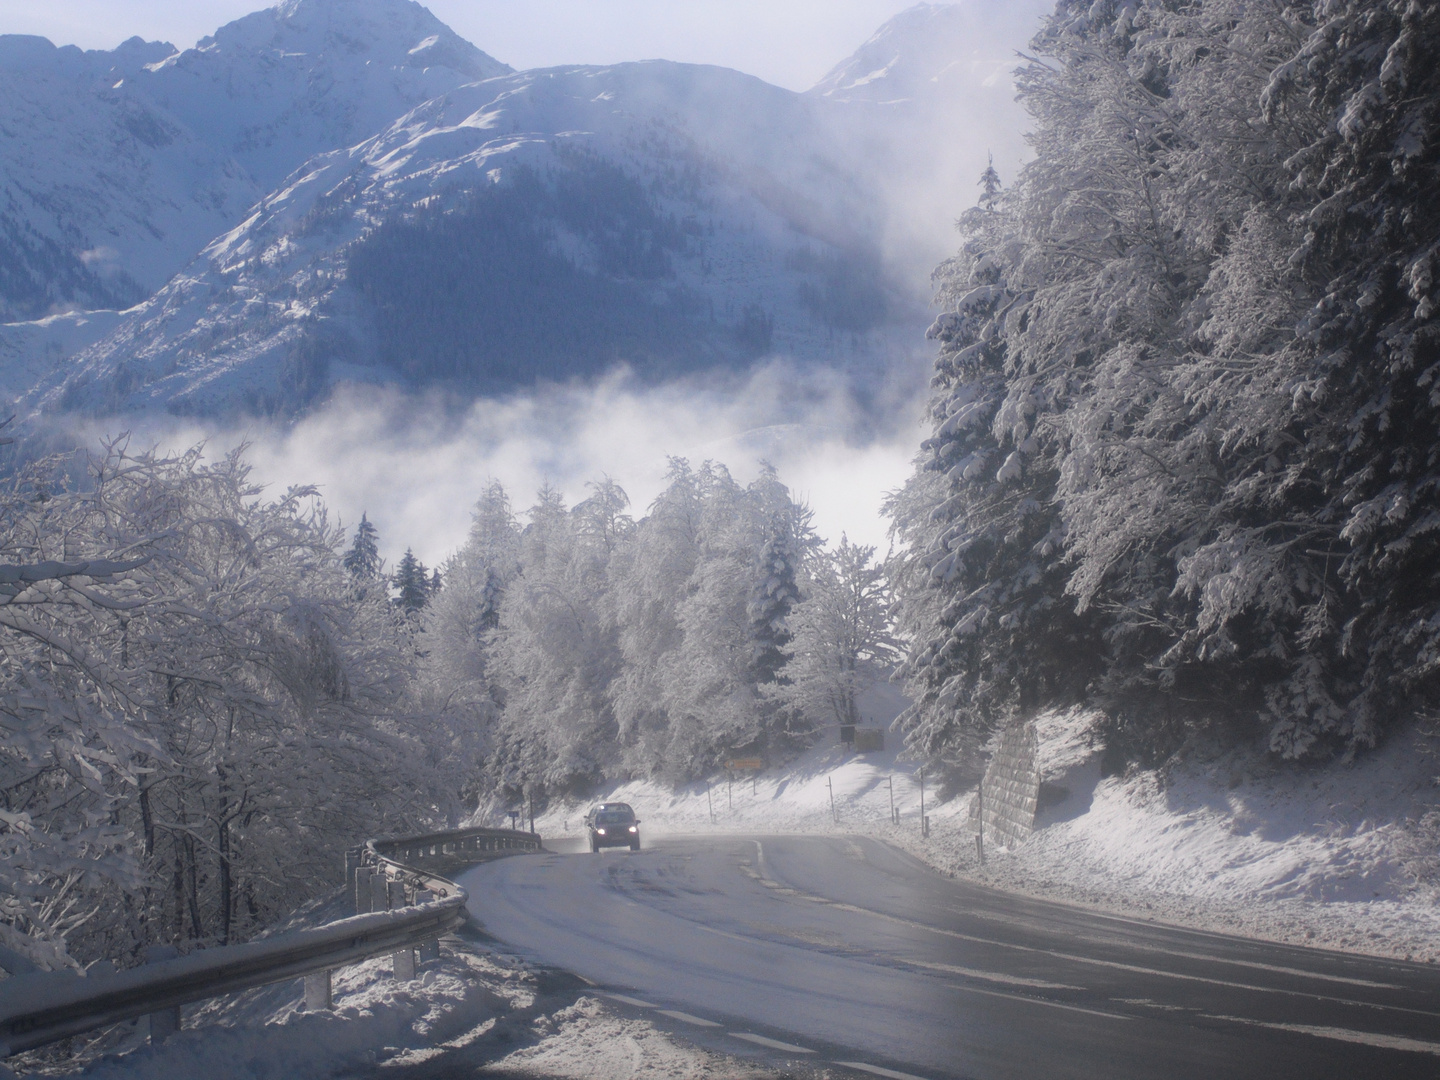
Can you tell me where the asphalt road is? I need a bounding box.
[458,834,1440,1080]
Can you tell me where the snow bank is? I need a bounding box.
[11,912,785,1078]
[525,710,1440,963]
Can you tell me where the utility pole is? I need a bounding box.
[888,775,896,825]
[527,789,535,836]
[706,780,714,823]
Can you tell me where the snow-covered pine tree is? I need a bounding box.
[745,463,808,687]
[888,144,1106,771]
[894,0,1440,766]
[392,548,432,613]
[343,512,381,578]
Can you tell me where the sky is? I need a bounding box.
[0,0,941,91]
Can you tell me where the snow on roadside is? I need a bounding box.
[10,921,793,1079]
[521,709,1440,964]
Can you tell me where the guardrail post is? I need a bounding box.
[392,947,417,981]
[304,970,333,1011]
[143,944,181,1044]
[344,847,363,893]
[354,866,374,914]
[148,1005,181,1044]
[371,871,390,911]
[418,939,440,964]
[387,879,406,910]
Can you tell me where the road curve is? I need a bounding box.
[459,835,1440,1080]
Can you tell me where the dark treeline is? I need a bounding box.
[346,155,715,390]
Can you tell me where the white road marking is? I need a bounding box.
[835,1061,934,1080]
[657,1009,721,1027]
[818,899,1439,1016]
[957,909,1403,990]
[907,958,1084,991]
[1202,1014,1440,1057]
[730,1032,815,1053]
[957,984,1135,1021]
[601,992,657,1008]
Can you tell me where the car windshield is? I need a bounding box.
[595,811,632,825]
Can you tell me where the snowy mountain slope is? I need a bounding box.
[812,0,1027,104]
[29,60,916,418]
[0,34,258,321]
[2,1,1046,420]
[0,0,508,322]
[135,0,510,193]
[807,0,1050,287]
[0,309,126,403]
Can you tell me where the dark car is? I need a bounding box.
[585,802,640,852]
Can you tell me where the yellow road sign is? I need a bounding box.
[725,757,764,771]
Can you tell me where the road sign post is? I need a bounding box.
[919,768,929,838]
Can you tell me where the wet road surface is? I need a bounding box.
[459,834,1440,1080]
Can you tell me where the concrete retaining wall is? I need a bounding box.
[968,719,1040,848]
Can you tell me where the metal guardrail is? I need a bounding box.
[0,826,542,1058]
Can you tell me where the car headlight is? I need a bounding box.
[596,828,606,835]
[628,825,637,832]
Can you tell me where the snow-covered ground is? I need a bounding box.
[7,902,793,1079]
[522,709,1440,964]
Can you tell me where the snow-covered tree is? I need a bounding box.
[893,0,1440,767]
[487,485,626,799]
[1,444,429,969]
[416,481,521,812]
[771,536,898,736]
[392,548,432,613]
[343,512,381,579]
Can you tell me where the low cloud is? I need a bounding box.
[109,361,928,570]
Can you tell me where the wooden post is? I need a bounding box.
[827,775,836,823]
[727,773,732,811]
[387,879,406,910]
[706,780,714,823]
[888,776,896,825]
[304,970,332,1011]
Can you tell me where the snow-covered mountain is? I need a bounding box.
[2,0,1043,420]
[0,0,507,323]
[31,60,909,417]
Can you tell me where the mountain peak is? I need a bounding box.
[196,0,510,82]
[809,2,1025,103]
